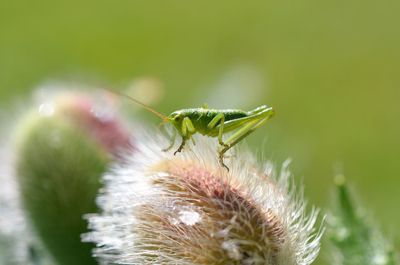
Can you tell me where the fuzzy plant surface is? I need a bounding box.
[84,133,324,265]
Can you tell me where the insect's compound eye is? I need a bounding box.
[174,115,182,122]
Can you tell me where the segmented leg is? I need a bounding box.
[218,117,269,171]
[162,128,177,152]
[174,138,186,155]
[174,117,195,155]
[207,113,228,147]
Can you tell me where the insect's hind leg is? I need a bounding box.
[247,105,272,115]
[218,117,269,171]
[207,113,228,148]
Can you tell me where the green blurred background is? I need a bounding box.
[1,0,399,263]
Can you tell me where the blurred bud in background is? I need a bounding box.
[199,64,266,109]
[4,86,132,265]
[84,134,324,265]
[327,175,397,265]
[125,76,165,106]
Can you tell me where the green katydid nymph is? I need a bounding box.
[113,91,275,171]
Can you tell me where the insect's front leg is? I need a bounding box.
[174,117,196,155]
[162,128,177,152]
[174,138,186,155]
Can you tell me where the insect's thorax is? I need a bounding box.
[177,108,248,135]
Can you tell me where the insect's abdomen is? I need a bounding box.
[223,110,248,120]
[184,109,248,135]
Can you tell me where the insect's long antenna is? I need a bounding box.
[107,89,169,122]
[158,119,169,129]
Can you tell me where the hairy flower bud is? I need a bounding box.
[85,134,323,265]
[13,89,131,265]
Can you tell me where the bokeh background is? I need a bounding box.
[1,1,399,264]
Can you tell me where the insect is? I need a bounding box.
[112,91,275,171]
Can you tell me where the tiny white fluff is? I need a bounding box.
[84,131,324,265]
[0,125,37,264]
[178,210,202,226]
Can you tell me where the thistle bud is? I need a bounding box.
[328,175,398,265]
[14,89,131,265]
[85,135,323,265]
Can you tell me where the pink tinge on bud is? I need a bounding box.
[143,160,286,263]
[84,136,323,265]
[56,92,132,155]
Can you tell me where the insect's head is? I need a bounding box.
[168,111,184,125]
[168,111,187,131]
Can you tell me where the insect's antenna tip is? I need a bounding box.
[158,118,169,129]
[106,89,168,121]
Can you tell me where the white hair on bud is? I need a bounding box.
[84,131,324,265]
[0,123,39,264]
